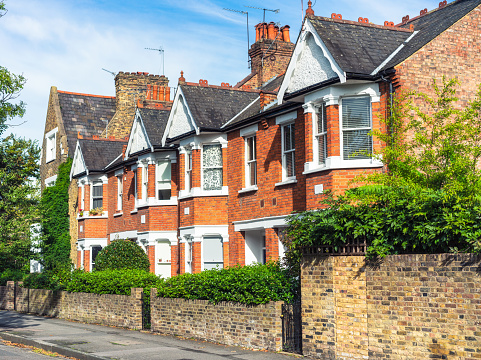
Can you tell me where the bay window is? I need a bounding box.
[117,176,122,211]
[245,136,257,187]
[202,144,223,191]
[315,103,328,165]
[282,123,295,179]
[156,161,171,200]
[341,96,372,160]
[92,182,103,209]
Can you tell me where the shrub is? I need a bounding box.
[23,268,72,291]
[157,262,297,305]
[0,269,25,286]
[65,269,162,295]
[94,239,150,272]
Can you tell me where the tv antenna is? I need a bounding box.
[223,8,250,68]
[102,68,116,77]
[145,46,165,75]
[244,6,279,23]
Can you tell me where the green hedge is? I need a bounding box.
[157,262,297,305]
[65,269,161,295]
[15,263,297,306]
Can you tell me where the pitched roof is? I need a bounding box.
[382,0,481,70]
[57,91,116,156]
[78,139,126,172]
[308,17,411,75]
[180,85,259,130]
[261,74,285,92]
[138,108,170,146]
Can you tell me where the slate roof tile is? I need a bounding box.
[138,108,170,147]
[58,91,116,156]
[78,139,126,172]
[181,85,259,130]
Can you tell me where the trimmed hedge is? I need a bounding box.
[157,262,297,305]
[94,239,150,272]
[65,269,161,295]
[16,263,297,306]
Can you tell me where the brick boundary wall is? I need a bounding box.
[150,288,283,351]
[0,285,143,330]
[301,253,481,360]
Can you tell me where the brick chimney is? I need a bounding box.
[105,72,171,138]
[243,23,294,89]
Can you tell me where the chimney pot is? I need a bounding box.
[255,24,261,42]
[166,87,171,101]
[281,25,290,42]
[153,85,158,100]
[159,86,165,101]
[261,22,268,39]
[267,22,276,40]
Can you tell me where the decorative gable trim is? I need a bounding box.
[70,141,88,180]
[278,18,346,104]
[125,108,152,160]
[162,87,199,146]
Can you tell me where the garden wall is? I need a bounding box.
[301,253,481,359]
[0,284,143,330]
[150,288,283,351]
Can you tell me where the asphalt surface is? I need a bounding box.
[0,311,300,360]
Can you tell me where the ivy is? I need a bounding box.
[40,158,72,272]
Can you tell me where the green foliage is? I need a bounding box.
[0,268,24,286]
[0,135,40,274]
[284,78,481,267]
[40,158,72,272]
[22,269,71,291]
[157,262,297,305]
[65,269,161,295]
[0,67,26,136]
[94,239,150,272]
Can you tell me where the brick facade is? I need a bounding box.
[301,253,481,359]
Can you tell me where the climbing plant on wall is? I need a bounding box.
[40,157,72,272]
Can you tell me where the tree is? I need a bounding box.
[40,158,73,272]
[0,135,40,273]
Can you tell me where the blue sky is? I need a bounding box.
[1,0,441,144]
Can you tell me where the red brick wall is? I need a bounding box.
[171,244,179,277]
[265,228,279,261]
[395,6,481,115]
[146,245,155,273]
[84,184,90,211]
[83,218,107,238]
[84,250,90,272]
[179,197,228,228]
[77,251,81,269]
[192,242,201,273]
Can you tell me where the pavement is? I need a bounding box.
[0,311,301,360]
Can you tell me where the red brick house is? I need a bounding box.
[66,0,481,276]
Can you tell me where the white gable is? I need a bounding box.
[287,33,337,93]
[278,18,346,104]
[163,87,198,145]
[125,109,151,159]
[70,141,87,180]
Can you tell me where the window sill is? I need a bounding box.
[138,198,178,207]
[45,158,55,164]
[275,178,297,187]
[113,212,123,217]
[77,213,108,220]
[130,209,138,214]
[303,157,383,175]
[179,186,228,199]
[238,186,258,194]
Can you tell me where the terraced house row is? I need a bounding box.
[40,0,481,276]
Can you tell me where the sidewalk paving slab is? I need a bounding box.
[0,311,300,360]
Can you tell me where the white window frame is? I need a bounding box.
[340,95,372,161]
[314,103,328,166]
[141,165,148,202]
[245,136,257,188]
[185,238,193,274]
[281,122,296,181]
[133,170,138,204]
[185,151,192,192]
[117,175,123,211]
[156,160,172,201]
[45,127,58,163]
[45,175,57,187]
[80,184,85,211]
[201,143,223,191]
[91,182,103,210]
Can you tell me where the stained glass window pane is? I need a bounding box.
[203,145,222,167]
[203,168,223,190]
